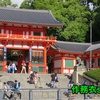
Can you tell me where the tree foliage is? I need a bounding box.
[85,0,100,42]
[0,0,18,7]
[92,7,100,42]
[20,0,33,9]
[20,0,100,43]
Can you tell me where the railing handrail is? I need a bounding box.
[0,88,68,91]
[0,88,68,100]
[0,33,57,41]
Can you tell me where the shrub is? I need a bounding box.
[83,68,100,82]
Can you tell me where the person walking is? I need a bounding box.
[50,73,56,88]
[21,60,26,73]
[2,82,9,99]
[68,80,75,100]
[29,71,35,84]
[55,73,59,88]
[8,80,21,99]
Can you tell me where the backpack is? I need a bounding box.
[15,82,20,89]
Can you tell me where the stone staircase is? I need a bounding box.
[0,72,69,89]
[1,73,100,100]
[0,73,70,100]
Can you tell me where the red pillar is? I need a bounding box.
[28,47,32,73]
[44,48,47,73]
[3,60,7,72]
[61,57,64,74]
[28,61,32,73]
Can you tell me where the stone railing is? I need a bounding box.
[78,73,99,86]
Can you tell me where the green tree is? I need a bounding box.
[59,0,90,42]
[92,7,100,42]
[20,0,92,42]
[86,0,100,42]
[0,0,18,7]
[20,0,34,9]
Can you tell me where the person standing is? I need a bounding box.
[83,80,88,99]
[11,62,16,73]
[7,63,11,73]
[46,66,48,73]
[21,60,26,73]
[34,72,39,87]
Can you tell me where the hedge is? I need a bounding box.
[83,68,100,82]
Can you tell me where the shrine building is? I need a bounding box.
[48,41,100,74]
[0,7,100,74]
[0,7,63,73]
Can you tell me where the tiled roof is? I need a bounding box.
[86,43,100,52]
[0,7,63,27]
[52,41,91,53]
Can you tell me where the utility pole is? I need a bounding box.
[90,20,92,69]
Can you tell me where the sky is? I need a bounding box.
[11,0,24,7]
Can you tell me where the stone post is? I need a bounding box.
[72,66,86,84]
[0,80,3,89]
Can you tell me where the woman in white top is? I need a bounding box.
[2,82,9,99]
